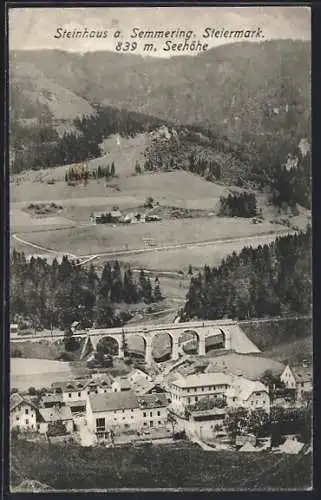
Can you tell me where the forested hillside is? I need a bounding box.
[10,40,311,208]
[183,227,312,322]
[10,252,163,331]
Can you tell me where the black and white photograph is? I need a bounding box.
[8,4,312,491]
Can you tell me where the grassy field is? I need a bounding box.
[119,233,288,272]
[11,439,312,491]
[10,217,289,258]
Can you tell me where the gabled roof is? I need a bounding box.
[205,352,284,380]
[226,378,269,401]
[41,394,63,404]
[51,376,112,392]
[112,377,132,390]
[10,393,37,412]
[89,390,139,413]
[133,380,158,395]
[137,393,168,409]
[110,210,122,218]
[38,406,73,422]
[172,372,231,389]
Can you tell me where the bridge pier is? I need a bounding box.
[145,339,153,365]
[118,345,125,359]
[198,337,206,356]
[172,340,179,361]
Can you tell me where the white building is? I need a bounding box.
[226,378,270,414]
[111,377,132,393]
[86,390,168,438]
[51,376,113,410]
[169,373,231,416]
[169,372,270,417]
[10,393,38,432]
[280,364,312,401]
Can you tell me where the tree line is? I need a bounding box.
[65,162,116,183]
[218,192,258,218]
[10,251,163,332]
[183,227,312,323]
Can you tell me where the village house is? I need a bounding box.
[40,393,64,409]
[133,380,166,396]
[86,390,142,438]
[226,378,270,413]
[280,364,312,401]
[128,368,153,384]
[37,406,74,435]
[185,408,226,440]
[137,393,168,430]
[111,377,132,392]
[86,390,169,438]
[169,373,231,417]
[10,393,38,432]
[51,376,113,412]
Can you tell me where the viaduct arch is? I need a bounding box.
[80,320,235,364]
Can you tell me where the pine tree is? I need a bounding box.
[153,282,163,302]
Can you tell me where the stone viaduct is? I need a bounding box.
[80,319,259,364]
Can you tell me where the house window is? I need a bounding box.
[150,421,153,427]
[37,424,40,430]
[150,411,153,417]
[78,392,81,397]
[96,418,105,432]
[157,411,160,416]
[143,412,146,417]
[131,416,134,419]
[16,416,19,421]
[25,419,29,425]
[69,393,72,398]
[125,424,130,429]
[195,397,198,402]
[158,421,162,425]
[25,409,29,415]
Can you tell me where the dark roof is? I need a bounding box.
[52,376,112,392]
[89,390,139,412]
[10,393,37,412]
[137,393,168,409]
[41,394,63,404]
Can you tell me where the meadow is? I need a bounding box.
[11,439,312,491]
[10,216,288,258]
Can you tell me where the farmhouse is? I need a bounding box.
[37,406,74,435]
[280,364,312,400]
[86,390,169,438]
[10,393,38,432]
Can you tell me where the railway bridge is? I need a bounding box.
[80,319,259,364]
